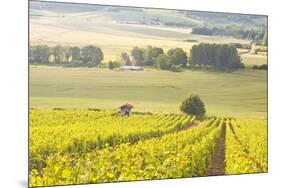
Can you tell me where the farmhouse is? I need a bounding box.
[119,103,134,116]
[120,65,144,71]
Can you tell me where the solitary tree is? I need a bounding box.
[180,94,206,117]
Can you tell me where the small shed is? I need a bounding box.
[119,103,134,116]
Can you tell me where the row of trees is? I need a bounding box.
[190,43,244,71]
[30,44,246,72]
[29,45,104,66]
[120,46,164,67]
[29,45,188,70]
[120,46,188,70]
[192,26,268,46]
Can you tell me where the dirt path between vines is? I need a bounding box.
[206,122,226,176]
[182,120,202,131]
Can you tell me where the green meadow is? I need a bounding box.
[30,66,267,118]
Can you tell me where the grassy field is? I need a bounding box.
[30,66,267,118]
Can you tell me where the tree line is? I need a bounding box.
[30,43,245,72]
[117,46,188,71]
[190,43,244,71]
[192,26,268,46]
[29,45,104,66]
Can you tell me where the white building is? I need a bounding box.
[120,65,144,71]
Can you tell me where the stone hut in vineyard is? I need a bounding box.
[119,103,134,116]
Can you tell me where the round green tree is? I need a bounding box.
[180,94,206,117]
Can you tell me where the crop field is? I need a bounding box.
[225,118,268,174]
[30,66,267,118]
[29,109,267,187]
[29,109,196,163]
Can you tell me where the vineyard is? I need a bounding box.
[225,118,268,174]
[29,109,267,187]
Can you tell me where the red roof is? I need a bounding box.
[119,103,134,109]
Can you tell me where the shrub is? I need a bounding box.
[252,64,268,70]
[180,94,206,117]
[170,65,183,72]
[108,61,120,70]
